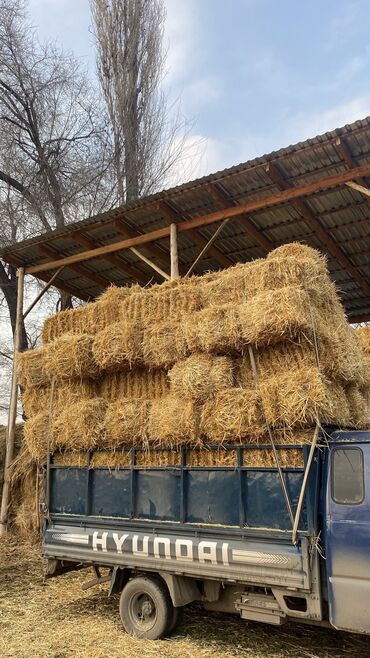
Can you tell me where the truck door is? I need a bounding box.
[326,442,370,633]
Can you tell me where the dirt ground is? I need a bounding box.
[1,538,370,658]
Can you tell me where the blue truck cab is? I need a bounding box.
[42,429,370,639]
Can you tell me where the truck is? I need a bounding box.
[42,429,370,639]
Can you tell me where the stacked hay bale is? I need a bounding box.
[17,243,370,470]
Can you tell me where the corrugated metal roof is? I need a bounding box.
[1,116,370,321]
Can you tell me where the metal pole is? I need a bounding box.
[170,223,179,280]
[292,421,321,545]
[0,267,25,536]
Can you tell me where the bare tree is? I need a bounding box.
[90,0,192,203]
[0,0,113,350]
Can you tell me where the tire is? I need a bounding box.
[119,575,173,640]
[166,605,184,635]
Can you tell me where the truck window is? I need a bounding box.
[332,447,364,505]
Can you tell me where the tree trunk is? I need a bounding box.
[0,263,28,352]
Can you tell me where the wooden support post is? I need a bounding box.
[185,218,231,277]
[170,223,179,280]
[129,247,170,281]
[23,266,65,320]
[0,267,25,536]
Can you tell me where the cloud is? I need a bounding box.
[163,0,198,86]
[284,95,370,145]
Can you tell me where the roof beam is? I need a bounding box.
[23,159,370,275]
[114,217,173,273]
[348,312,370,323]
[158,200,234,269]
[265,162,370,297]
[37,244,107,291]
[71,231,149,285]
[34,269,91,302]
[206,182,273,252]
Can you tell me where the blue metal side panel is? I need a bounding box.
[50,468,86,515]
[245,471,306,530]
[136,471,181,521]
[90,470,130,518]
[186,471,239,525]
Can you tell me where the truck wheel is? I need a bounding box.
[119,575,173,640]
[167,605,183,635]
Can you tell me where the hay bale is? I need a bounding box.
[9,449,39,540]
[169,354,234,401]
[93,322,143,372]
[53,399,107,451]
[148,397,199,446]
[357,327,370,355]
[99,369,169,401]
[136,449,181,467]
[24,413,51,462]
[105,399,151,447]
[142,321,189,368]
[41,286,137,344]
[238,286,314,347]
[187,447,237,467]
[203,251,328,307]
[346,384,370,428]
[43,333,98,380]
[184,305,242,354]
[244,447,304,468]
[259,368,351,428]
[17,348,49,388]
[121,282,204,324]
[201,389,264,443]
[267,242,326,265]
[22,379,97,419]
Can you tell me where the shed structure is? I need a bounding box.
[1,116,370,323]
[1,116,370,535]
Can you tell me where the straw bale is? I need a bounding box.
[346,384,370,428]
[105,399,151,447]
[184,305,242,354]
[201,389,264,443]
[142,321,189,368]
[91,450,132,468]
[244,448,304,469]
[53,451,89,467]
[267,242,326,265]
[169,354,234,401]
[93,321,143,372]
[121,282,203,324]
[17,348,49,388]
[238,286,314,347]
[259,368,350,428]
[43,334,98,380]
[22,379,97,419]
[24,413,51,462]
[0,423,23,465]
[53,398,107,451]
[99,368,169,401]
[187,447,237,467]
[98,283,142,304]
[11,453,39,540]
[357,327,370,355]
[41,288,132,344]
[148,397,199,446]
[136,449,181,467]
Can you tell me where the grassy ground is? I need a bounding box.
[1,538,370,658]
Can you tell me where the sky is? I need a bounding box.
[27,0,370,178]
